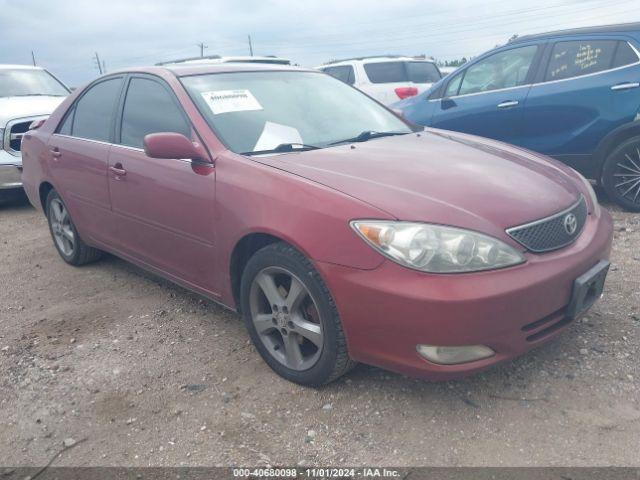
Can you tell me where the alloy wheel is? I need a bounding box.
[49,198,75,256]
[249,266,323,371]
[613,146,640,205]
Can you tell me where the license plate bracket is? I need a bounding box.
[567,260,610,319]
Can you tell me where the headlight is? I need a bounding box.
[576,171,600,216]
[351,220,525,273]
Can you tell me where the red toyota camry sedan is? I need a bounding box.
[21,63,613,386]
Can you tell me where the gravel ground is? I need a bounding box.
[0,193,638,467]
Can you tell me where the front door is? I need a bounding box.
[107,75,217,292]
[431,44,541,144]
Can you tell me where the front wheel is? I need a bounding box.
[240,242,355,386]
[601,136,640,212]
[46,189,103,265]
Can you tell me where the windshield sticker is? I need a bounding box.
[200,89,263,115]
[254,122,303,152]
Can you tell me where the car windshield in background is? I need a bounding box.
[182,71,412,154]
[0,69,69,97]
[364,61,441,84]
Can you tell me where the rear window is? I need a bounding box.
[613,41,639,68]
[363,61,440,84]
[545,40,618,81]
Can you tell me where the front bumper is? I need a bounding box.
[0,150,23,191]
[318,209,614,380]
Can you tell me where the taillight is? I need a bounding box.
[395,87,418,99]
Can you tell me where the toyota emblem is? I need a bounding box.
[563,213,578,235]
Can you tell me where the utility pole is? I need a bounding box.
[94,52,103,74]
[197,42,208,57]
[31,51,37,66]
[102,60,107,74]
[248,35,253,56]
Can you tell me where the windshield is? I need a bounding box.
[0,69,69,97]
[181,71,412,154]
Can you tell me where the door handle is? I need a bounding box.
[611,82,640,91]
[109,164,127,177]
[497,100,519,109]
[50,147,62,159]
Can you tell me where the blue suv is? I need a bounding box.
[396,23,640,211]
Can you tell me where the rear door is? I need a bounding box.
[430,44,541,144]
[107,74,217,291]
[48,76,124,244]
[521,37,640,177]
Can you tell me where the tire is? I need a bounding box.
[601,136,640,212]
[46,189,103,266]
[240,242,355,386]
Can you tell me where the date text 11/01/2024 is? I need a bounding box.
[232,467,402,477]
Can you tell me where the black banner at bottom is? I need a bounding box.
[1,467,639,480]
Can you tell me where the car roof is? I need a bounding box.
[512,22,640,43]
[109,62,311,78]
[157,55,291,66]
[320,56,436,67]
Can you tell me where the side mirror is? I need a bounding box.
[143,132,208,162]
[441,98,457,110]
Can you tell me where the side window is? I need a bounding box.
[323,66,355,85]
[57,107,74,136]
[613,41,639,68]
[72,78,123,142]
[444,73,463,97]
[458,45,538,96]
[120,77,191,149]
[545,40,617,81]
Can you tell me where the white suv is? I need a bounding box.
[1,65,69,200]
[317,56,442,105]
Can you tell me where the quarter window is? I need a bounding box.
[613,41,639,68]
[120,77,191,149]
[322,66,355,85]
[545,40,617,81]
[444,73,463,97]
[70,78,123,142]
[458,45,537,96]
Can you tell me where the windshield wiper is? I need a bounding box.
[241,143,321,156]
[328,130,408,146]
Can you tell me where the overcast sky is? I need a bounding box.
[1,0,639,86]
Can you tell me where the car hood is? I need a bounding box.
[0,96,65,126]
[257,129,584,241]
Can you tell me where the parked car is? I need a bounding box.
[395,23,640,211]
[157,55,291,66]
[317,56,442,105]
[0,65,69,201]
[22,63,612,386]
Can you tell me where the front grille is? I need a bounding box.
[506,196,587,253]
[8,121,32,153]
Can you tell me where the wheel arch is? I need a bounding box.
[38,181,55,212]
[594,120,640,181]
[229,231,315,312]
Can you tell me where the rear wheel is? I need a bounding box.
[601,136,640,211]
[46,189,102,265]
[240,242,355,386]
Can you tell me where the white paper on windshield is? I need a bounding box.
[254,122,303,151]
[200,89,263,115]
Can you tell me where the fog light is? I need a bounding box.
[417,344,495,365]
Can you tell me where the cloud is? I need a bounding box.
[0,0,637,86]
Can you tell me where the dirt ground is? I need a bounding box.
[0,193,638,467]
